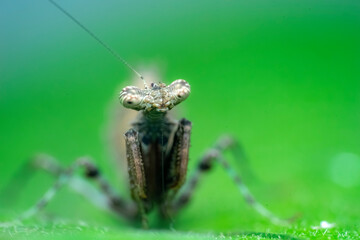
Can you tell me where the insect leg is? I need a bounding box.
[172,136,290,225]
[0,154,65,208]
[213,135,256,181]
[74,157,137,219]
[160,118,192,219]
[168,119,192,192]
[124,128,148,229]
[166,134,230,214]
[13,156,137,222]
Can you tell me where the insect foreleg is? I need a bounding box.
[124,129,148,228]
[167,119,192,191]
[160,118,192,219]
[171,136,291,225]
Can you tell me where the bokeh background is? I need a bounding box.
[1,0,359,239]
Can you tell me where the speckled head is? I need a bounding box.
[119,79,190,112]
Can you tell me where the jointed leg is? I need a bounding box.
[75,157,137,219]
[171,135,241,211]
[172,136,290,225]
[0,154,64,208]
[214,135,255,181]
[14,156,137,222]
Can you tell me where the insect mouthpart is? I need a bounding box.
[119,79,191,112]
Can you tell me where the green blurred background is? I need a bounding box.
[1,0,359,239]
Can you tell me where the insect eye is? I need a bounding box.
[119,86,145,110]
[177,90,189,99]
[169,79,191,102]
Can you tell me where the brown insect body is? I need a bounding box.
[133,112,177,204]
[120,81,192,224]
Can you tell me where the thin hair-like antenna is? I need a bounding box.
[48,0,148,89]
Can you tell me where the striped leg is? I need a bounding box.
[0,154,65,209]
[171,135,242,210]
[15,156,137,222]
[172,136,290,225]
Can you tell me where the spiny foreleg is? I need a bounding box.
[124,129,148,228]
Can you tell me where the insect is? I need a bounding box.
[2,0,291,229]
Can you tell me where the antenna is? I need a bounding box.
[48,0,148,89]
